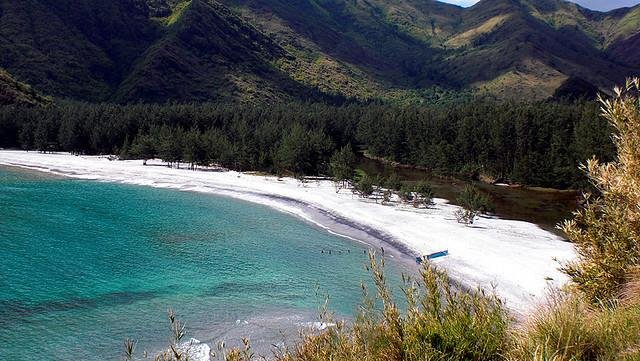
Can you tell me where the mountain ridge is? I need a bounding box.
[0,0,639,103]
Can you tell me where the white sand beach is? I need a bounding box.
[0,150,575,312]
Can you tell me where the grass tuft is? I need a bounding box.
[276,252,510,361]
[510,287,640,361]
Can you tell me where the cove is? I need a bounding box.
[0,167,408,360]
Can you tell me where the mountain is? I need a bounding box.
[0,0,639,103]
[0,68,51,106]
[215,0,640,99]
[431,0,638,98]
[114,0,328,102]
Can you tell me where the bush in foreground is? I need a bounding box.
[131,268,640,361]
[277,253,510,361]
[560,79,640,303]
[510,274,640,361]
[511,79,640,360]
[127,254,510,361]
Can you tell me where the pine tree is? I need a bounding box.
[384,173,402,191]
[355,174,374,198]
[413,181,434,208]
[329,146,356,190]
[131,134,156,165]
[455,185,493,224]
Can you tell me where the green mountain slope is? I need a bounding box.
[0,68,51,106]
[224,0,637,100]
[0,0,638,103]
[115,0,327,102]
[434,0,635,98]
[0,0,159,101]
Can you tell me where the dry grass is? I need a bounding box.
[274,253,510,361]
[473,59,567,101]
[510,276,640,361]
[446,15,511,48]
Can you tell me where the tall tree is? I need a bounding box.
[131,134,157,165]
[330,146,357,190]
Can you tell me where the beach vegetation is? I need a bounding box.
[355,174,375,199]
[455,185,494,224]
[398,184,415,203]
[413,181,434,208]
[372,174,386,203]
[183,129,208,170]
[276,253,511,361]
[330,145,357,190]
[382,189,392,205]
[275,123,334,177]
[130,134,157,165]
[129,253,511,361]
[146,125,185,168]
[560,79,640,304]
[384,173,403,191]
[131,265,640,361]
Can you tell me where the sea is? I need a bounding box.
[0,167,409,360]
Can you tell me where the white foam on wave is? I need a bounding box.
[297,321,337,331]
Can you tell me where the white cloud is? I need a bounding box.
[438,0,480,6]
[437,0,639,11]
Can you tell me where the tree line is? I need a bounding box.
[0,98,614,189]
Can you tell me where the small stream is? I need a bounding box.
[358,157,580,234]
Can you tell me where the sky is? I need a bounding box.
[438,0,640,11]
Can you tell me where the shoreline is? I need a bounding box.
[0,150,576,313]
[1,162,417,265]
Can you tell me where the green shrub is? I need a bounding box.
[398,184,414,203]
[330,146,356,188]
[278,254,510,361]
[561,79,640,303]
[455,185,494,224]
[413,181,434,208]
[384,173,402,191]
[355,174,375,198]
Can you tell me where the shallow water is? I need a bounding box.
[0,167,408,360]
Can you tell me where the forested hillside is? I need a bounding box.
[1,0,639,102]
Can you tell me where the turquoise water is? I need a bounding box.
[0,167,408,360]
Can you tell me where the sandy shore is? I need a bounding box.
[0,150,575,312]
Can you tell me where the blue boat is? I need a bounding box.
[416,250,449,264]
